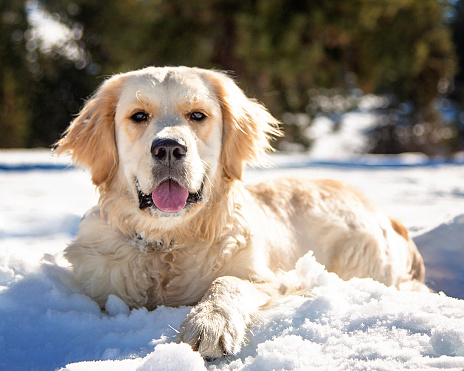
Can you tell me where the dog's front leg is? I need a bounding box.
[179,276,270,360]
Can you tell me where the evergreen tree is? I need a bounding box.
[0,0,30,147]
[0,0,459,153]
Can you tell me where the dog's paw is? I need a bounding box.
[179,301,248,359]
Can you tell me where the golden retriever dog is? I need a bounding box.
[55,66,426,359]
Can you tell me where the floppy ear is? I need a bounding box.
[54,75,124,186]
[203,71,281,181]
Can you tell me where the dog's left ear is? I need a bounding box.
[54,75,125,186]
[202,71,282,181]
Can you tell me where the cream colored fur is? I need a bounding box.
[55,66,426,359]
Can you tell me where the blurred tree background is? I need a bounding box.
[1,0,462,155]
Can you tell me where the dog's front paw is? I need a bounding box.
[178,276,267,360]
[179,301,248,360]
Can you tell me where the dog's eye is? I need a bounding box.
[131,112,149,123]
[190,112,207,121]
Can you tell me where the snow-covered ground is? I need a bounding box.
[0,148,464,370]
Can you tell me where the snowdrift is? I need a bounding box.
[0,150,463,370]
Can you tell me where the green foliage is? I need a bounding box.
[236,0,456,113]
[0,0,459,151]
[451,0,464,104]
[0,0,30,147]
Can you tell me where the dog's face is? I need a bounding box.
[114,69,223,218]
[56,67,280,228]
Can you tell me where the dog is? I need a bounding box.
[55,66,426,359]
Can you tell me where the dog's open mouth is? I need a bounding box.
[137,179,203,213]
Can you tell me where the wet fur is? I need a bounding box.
[55,66,426,359]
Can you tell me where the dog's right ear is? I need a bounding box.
[54,75,124,186]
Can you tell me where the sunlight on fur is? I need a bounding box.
[55,66,427,359]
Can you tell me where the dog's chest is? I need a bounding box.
[135,242,221,307]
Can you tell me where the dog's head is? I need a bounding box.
[56,67,280,229]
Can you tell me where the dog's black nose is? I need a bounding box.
[151,139,187,164]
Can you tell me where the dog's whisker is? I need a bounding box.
[200,160,214,189]
[168,324,180,334]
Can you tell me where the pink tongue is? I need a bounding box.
[152,180,189,213]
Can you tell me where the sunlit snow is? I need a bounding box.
[0,145,463,370]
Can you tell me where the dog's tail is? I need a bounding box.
[390,217,428,292]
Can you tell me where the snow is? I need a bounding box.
[305,111,377,158]
[1,148,464,370]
